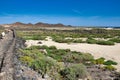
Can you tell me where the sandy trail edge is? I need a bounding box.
[25,39,120,71]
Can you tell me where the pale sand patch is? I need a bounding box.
[25,39,120,71]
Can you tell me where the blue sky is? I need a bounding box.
[0,0,120,26]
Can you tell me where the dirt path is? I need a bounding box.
[0,31,13,58]
[0,30,16,80]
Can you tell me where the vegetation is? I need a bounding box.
[86,38,97,44]
[94,57,105,65]
[19,45,118,79]
[16,28,120,45]
[23,45,94,63]
[96,40,115,45]
[92,57,117,71]
[109,38,120,43]
[60,64,88,80]
[23,35,46,40]
[104,65,116,71]
[86,38,115,45]
[104,60,118,65]
[19,45,94,79]
[63,52,93,63]
[16,28,120,79]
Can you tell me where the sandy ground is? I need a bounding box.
[25,37,120,71]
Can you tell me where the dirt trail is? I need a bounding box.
[0,30,16,80]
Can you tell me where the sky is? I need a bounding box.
[0,0,120,26]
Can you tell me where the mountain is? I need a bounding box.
[12,22,25,25]
[2,22,72,28]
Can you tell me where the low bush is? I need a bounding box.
[63,52,94,63]
[20,56,34,66]
[73,39,84,43]
[30,57,58,78]
[20,34,46,40]
[46,48,68,62]
[96,40,115,45]
[86,38,97,44]
[104,65,116,71]
[95,57,105,65]
[109,38,120,43]
[48,46,57,49]
[60,64,88,80]
[104,60,118,65]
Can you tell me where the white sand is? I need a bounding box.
[25,38,120,71]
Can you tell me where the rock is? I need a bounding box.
[37,41,42,44]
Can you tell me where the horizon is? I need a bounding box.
[1,22,120,28]
[0,0,120,26]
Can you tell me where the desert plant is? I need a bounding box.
[104,65,116,71]
[48,46,57,49]
[109,38,120,43]
[73,39,84,43]
[96,40,115,45]
[63,52,93,63]
[19,56,34,66]
[95,57,105,65]
[86,38,97,44]
[60,64,88,80]
[104,60,118,65]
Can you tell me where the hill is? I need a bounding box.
[1,22,72,28]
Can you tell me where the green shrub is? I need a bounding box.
[33,36,46,40]
[95,57,105,65]
[22,35,46,40]
[73,39,84,43]
[109,38,120,43]
[81,53,94,61]
[91,57,105,65]
[30,57,57,78]
[63,53,93,63]
[104,65,116,71]
[64,49,71,52]
[20,56,34,66]
[63,53,80,63]
[28,46,41,50]
[86,38,97,44]
[39,45,48,49]
[104,60,118,65]
[96,40,115,45]
[87,36,93,40]
[60,64,88,80]
[48,46,57,49]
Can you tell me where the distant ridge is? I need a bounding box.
[2,22,72,28]
[1,22,120,29]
